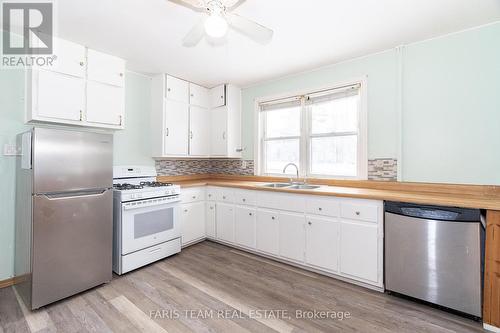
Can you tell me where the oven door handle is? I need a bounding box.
[122,199,180,211]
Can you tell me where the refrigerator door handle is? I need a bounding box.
[39,189,110,200]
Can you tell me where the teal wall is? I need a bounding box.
[242,22,500,185]
[0,70,153,280]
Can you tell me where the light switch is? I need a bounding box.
[3,143,19,156]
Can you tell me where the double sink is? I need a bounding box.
[260,183,321,190]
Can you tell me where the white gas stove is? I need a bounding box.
[112,166,181,275]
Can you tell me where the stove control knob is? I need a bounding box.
[130,194,136,199]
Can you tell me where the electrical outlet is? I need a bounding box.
[241,160,248,169]
[3,143,19,156]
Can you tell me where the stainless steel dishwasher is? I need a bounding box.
[384,201,484,318]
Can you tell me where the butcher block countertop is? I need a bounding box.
[157,174,500,210]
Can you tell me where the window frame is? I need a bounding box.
[254,78,368,180]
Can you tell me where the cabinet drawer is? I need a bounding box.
[121,238,180,274]
[233,189,257,206]
[180,187,205,203]
[306,197,340,217]
[257,191,306,212]
[341,202,379,223]
[215,188,234,203]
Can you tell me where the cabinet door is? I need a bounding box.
[189,83,210,108]
[279,212,305,262]
[49,37,86,78]
[166,75,189,103]
[86,81,124,127]
[181,202,206,246]
[216,203,234,243]
[33,69,85,122]
[87,49,125,87]
[306,216,339,272]
[211,107,227,156]
[234,206,256,249]
[256,210,279,255]
[210,84,226,108]
[189,106,211,156]
[164,99,189,156]
[205,202,216,239]
[340,221,378,282]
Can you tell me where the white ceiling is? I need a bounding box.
[55,0,500,87]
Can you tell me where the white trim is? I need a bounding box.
[254,77,368,180]
[396,45,404,181]
[484,323,500,333]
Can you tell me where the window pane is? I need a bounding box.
[310,95,358,134]
[264,139,299,175]
[265,106,300,138]
[310,136,357,176]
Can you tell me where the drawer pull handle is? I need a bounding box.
[355,211,360,216]
[149,247,162,254]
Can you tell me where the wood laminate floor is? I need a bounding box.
[0,241,486,333]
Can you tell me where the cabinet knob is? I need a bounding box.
[355,211,360,216]
[79,61,84,66]
[220,96,223,99]
[308,221,312,225]
[271,216,275,220]
[242,198,246,202]
[167,88,171,92]
[119,73,123,77]
[190,94,194,97]
[249,212,252,216]
[184,209,188,213]
[208,194,212,197]
[79,110,83,121]
[210,206,213,210]
[223,196,226,199]
[318,207,322,211]
[192,196,196,199]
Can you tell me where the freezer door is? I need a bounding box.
[31,189,113,309]
[33,128,113,193]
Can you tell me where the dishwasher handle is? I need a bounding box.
[385,201,481,222]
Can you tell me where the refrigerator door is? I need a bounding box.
[31,189,113,309]
[33,128,113,193]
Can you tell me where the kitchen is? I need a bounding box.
[1,0,500,332]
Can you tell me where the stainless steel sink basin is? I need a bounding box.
[261,183,292,188]
[287,184,321,190]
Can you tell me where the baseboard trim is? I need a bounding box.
[0,277,15,289]
[484,323,500,332]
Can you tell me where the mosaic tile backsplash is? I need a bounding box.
[156,158,397,181]
[156,159,255,176]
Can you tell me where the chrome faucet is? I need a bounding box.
[283,163,304,185]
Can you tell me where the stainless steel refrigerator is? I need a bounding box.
[15,127,113,310]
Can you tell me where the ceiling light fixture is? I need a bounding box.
[204,13,228,38]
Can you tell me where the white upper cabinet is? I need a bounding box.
[49,38,86,78]
[165,99,189,156]
[26,37,126,129]
[87,49,125,87]
[189,106,211,156]
[189,83,210,108]
[210,84,226,108]
[166,75,189,103]
[86,81,124,126]
[152,75,241,158]
[31,69,85,123]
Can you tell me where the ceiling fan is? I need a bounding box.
[168,0,274,47]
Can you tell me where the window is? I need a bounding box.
[257,82,367,179]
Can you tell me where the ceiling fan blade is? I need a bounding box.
[226,13,273,44]
[222,0,246,9]
[168,0,207,11]
[182,17,206,47]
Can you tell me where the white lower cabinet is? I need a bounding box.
[216,203,235,243]
[205,202,216,239]
[180,186,383,289]
[305,216,339,272]
[256,209,279,255]
[181,201,206,246]
[340,221,379,282]
[234,206,256,248]
[278,212,305,262]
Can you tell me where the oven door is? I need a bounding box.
[121,198,180,255]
